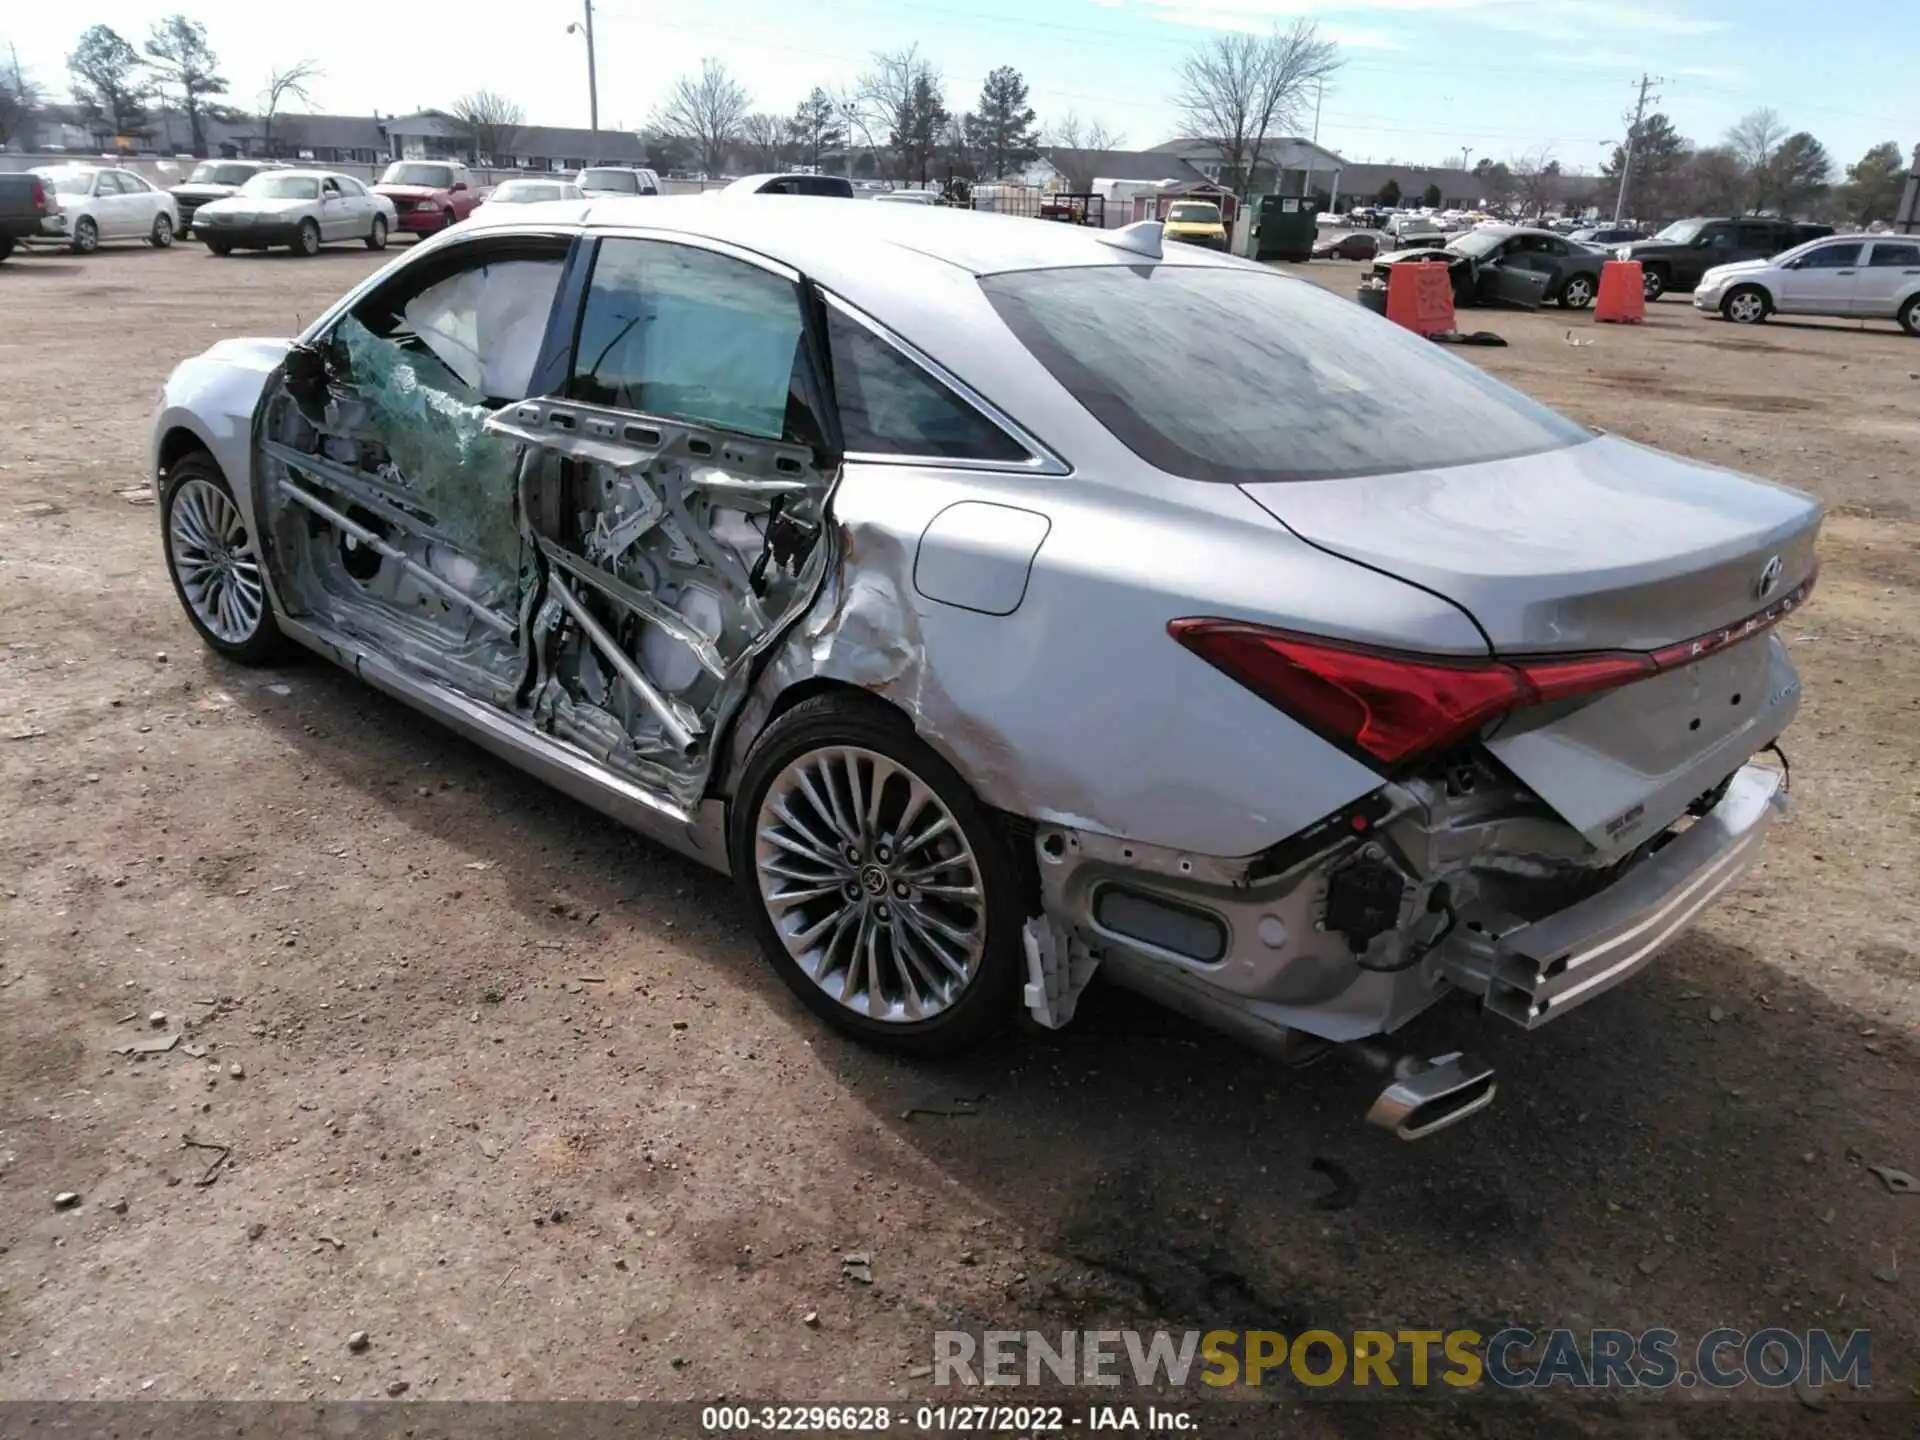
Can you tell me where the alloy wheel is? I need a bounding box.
[1726,290,1766,324]
[73,218,98,254]
[1563,275,1594,307]
[167,477,265,645]
[753,745,986,1023]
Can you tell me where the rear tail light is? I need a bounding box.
[32,179,47,210]
[1170,570,1814,769]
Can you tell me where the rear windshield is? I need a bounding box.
[980,266,1590,484]
[497,182,567,201]
[580,168,642,192]
[1167,202,1220,223]
[382,163,454,188]
[189,163,258,186]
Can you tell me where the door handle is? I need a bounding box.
[1836,270,1855,275]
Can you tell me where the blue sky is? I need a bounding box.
[8,1,1912,172]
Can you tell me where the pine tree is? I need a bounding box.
[963,66,1040,180]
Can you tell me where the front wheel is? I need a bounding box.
[366,214,388,250]
[149,213,174,248]
[160,454,285,665]
[1898,294,1920,338]
[441,209,457,231]
[730,694,1025,1056]
[1641,266,1668,302]
[1722,286,1769,325]
[1557,272,1596,309]
[205,237,232,256]
[71,216,99,254]
[295,218,321,257]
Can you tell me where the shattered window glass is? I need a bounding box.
[401,259,564,402]
[826,307,1028,462]
[570,238,804,440]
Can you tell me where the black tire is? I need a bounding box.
[1721,285,1770,325]
[1898,295,1920,338]
[441,209,457,231]
[159,453,287,666]
[0,235,14,262]
[149,213,174,248]
[729,693,1025,1056]
[71,216,99,254]
[294,219,321,256]
[205,238,232,257]
[1557,271,1597,309]
[366,214,388,250]
[1641,265,1668,302]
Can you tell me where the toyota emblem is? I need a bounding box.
[1755,555,1784,600]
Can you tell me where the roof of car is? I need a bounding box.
[469,193,1243,280]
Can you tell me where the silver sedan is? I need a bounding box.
[192,169,396,256]
[147,199,1817,1138]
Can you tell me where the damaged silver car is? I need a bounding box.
[151,199,1818,1138]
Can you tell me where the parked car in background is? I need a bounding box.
[150,197,1814,1140]
[718,173,855,197]
[1384,212,1445,247]
[1372,225,1608,308]
[1693,233,1920,333]
[480,178,586,207]
[375,160,478,236]
[33,165,179,253]
[194,170,396,257]
[1615,217,1833,301]
[171,160,283,235]
[1162,200,1228,249]
[1569,225,1648,246]
[574,167,661,198]
[0,171,58,262]
[1312,230,1381,261]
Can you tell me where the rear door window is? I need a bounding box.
[1869,241,1920,267]
[826,305,1028,462]
[981,265,1588,484]
[570,237,807,439]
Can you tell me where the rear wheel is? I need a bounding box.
[731,694,1024,1056]
[71,216,99,254]
[1641,265,1668,302]
[160,454,285,666]
[1722,286,1769,325]
[1898,294,1920,338]
[149,213,174,248]
[366,214,388,250]
[295,218,321,256]
[205,237,232,257]
[1557,272,1596,309]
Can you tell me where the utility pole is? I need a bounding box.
[1311,78,1324,146]
[567,1,600,134]
[1613,72,1658,226]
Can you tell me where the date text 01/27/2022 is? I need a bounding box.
[699,1403,1195,1431]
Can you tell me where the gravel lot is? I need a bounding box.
[1,241,1916,1430]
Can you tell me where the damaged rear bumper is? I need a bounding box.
[1438,763,1784,1028]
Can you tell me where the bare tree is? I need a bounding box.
[451,89,526,164]
[653,58,750,177]
[856,45,946,180]
[1725,107,1786,212]
[1174,20,1339,193]
[1506,146,1559,217]
[1046,110,1126,152]
[259,59,320,153]
[1,40,43,148]
[740,112,785,171]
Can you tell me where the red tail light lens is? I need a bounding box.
[32,179,47,210]
[1171,623,1664,768]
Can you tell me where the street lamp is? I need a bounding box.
[566,1,600,134]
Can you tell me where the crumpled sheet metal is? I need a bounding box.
[335,317,523,569]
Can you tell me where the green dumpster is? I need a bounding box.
[1241,194,1318,263]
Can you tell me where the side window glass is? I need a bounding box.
[570,238,806,439]
[1800,243,1861,269]
[1869,242,1919,267]
[1702,225,1733,249]
[399,259,565,401]
[826,306,1029,462]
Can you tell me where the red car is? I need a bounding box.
[374,160,479,237]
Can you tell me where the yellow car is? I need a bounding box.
[1162,200,1228,249]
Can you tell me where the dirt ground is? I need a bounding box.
[1,240,1916,1431]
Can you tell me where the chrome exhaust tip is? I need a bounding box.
[1364,1051,1497,1140]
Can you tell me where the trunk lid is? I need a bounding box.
[1238,434,1820,655]
[1240,435,1819,851]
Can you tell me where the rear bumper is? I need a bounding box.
[1439,762,1784,1028]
